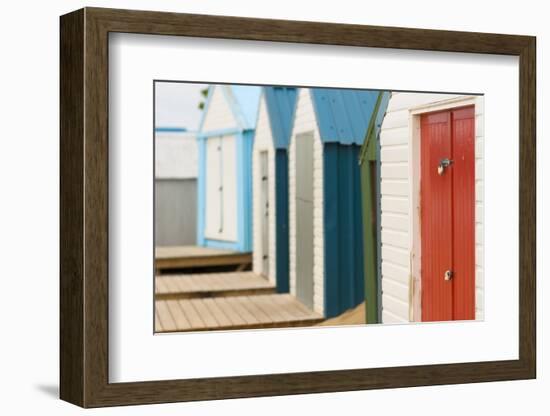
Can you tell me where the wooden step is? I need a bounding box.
[155,293,324,333]
[155,271,276,300]
[155,245,252,272]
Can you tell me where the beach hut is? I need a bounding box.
[378,92,484,323]
[155,127,198,246]
[288,88,380,318]
[252,87,297,292]
[358,91,390,324]
[196,85,261,252]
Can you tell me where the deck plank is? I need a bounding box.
[155,293,325,333]
[241,296,271,322]
[177,299,205,330]
[163,277,182,293]
[213,297,247,326]
[190,299,219,328]
[263,295,297,321]
[223,297,260,325]
[156,300,177,332]
[154,305,164,332]
[155,245,252,271]
[156,245,238,259]
[165,299,190,330]
[155,271,275,300]
[202,298,233,327]
[271,295,304,320]
[248,295,287,323]
[155,277,169,294]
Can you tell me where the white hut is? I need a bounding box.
[196,85,261,252]
[378,92,484,323]
[288,88,381,318]
[252,87,297,292]
[154,128,198,246]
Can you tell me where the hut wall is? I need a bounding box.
[323,143,365,318]
[289,89,325,315]
[201,87,236,131]
[379,92,485,323]
[155,131,198,246]
[252,97,277,284]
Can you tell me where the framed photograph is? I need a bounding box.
[60,7,536,408]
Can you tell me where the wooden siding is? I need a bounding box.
[201,86,237,131]
[155,179,197,246]
[379,92,484,323]
[288,89,325,315]
[252,97,277,285]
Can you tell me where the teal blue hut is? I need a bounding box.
[252,87,297,293]
[288,87,380,318]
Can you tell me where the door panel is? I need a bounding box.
[204,135,237,241]
[205,136,222,238]
[421,106,475,321]
[295,132,314,309]
[421,111,454,321]
[451,107,476,320]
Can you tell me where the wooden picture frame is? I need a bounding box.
[60,7,536,408]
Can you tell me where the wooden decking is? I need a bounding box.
[155,245,252,272]
[155,271,276,300]
[316,302,366,327]
[155,294,324,333]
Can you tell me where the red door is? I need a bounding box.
[421,106,475,321]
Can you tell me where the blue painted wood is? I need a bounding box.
[235,130,254,252]
[264,87,298,149]
[197,127,242,139]
[155,127,188,133]
[323,145,339,318]
[196,137,207,246]
[310,88,379,145]
[323,143,365,318]
[275,149,290,293]
[229,86,262,129]
[203,238,242,251]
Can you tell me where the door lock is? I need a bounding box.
[444,270,454,281]
[438,158,453,175]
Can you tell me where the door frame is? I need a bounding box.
[408,96,480,322]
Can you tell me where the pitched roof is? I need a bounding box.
[359,91,391,164]
[264,87,298,149]
[199,85,262,132]
[310,88,380,145]
[227,85,262,129]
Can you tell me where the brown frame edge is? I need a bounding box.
[60,7,536,408]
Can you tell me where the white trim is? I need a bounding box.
[409,96,478,116]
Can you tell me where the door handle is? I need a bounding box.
[444,270,454,281]
[438,158,453,175]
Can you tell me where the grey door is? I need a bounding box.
[260,151,270,276]
[295,132,314,309]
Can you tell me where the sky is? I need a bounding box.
[154,82,205,131]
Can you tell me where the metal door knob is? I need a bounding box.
[438,158,453,175]
[444,270,454,281]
